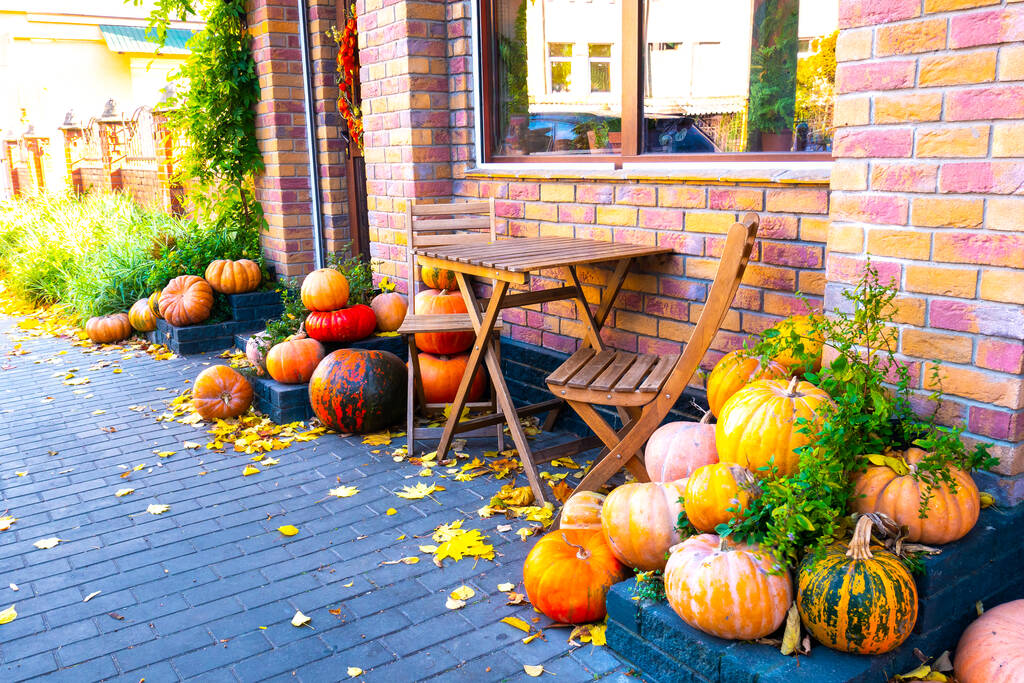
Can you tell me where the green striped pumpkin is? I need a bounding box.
[797,516,918,655]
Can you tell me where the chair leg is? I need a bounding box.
[493,339,505,452]
[406,337,418,455]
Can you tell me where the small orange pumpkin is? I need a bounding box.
[413,289,474,355]
[644,414,718,482]
[84,313,132,344]
[523,529,629,624]
[600,481,687,571]
[204,259,262,294]
[684,463,757,533]
[192,365,253,420]
[128,299,157,332]
[706,350,788,417]
[301,268,350,312]
[417,352,486,404]
[159,275,214,327]
[955,598,1024,683]
[851,447,980,544]
[148,289,163,318]
[370,291,408,332]
[769,314,825,374]
[560,491,605,530]
[266,335,326,385]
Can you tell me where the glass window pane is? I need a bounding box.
[490,0,621,157]
[642,0,837,154]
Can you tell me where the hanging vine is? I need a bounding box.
[331,4,363,152]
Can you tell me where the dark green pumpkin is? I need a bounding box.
[797,517,918,655]
[308,349,406,433]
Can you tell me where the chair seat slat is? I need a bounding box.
[637,354,678,393]
[546,347,596,386]
[613,354,658,392]
[591,352,638,392]
[567,350,618,389]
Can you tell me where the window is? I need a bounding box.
[479,0,838,163]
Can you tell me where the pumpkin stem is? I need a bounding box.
[718,537,729,553]
[699,410,712,425]
[846,515,876,561]
[729,466,762,499]
[785,375,800,396]
[560,532,590,560]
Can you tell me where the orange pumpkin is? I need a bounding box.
[204,259,262,294]
[600,481,687,571]
[266,337,326,385]
[301,268,349,311]
[370,291,407,332]
[84,313,132,344]
[413,289,474,355]
[148,289,163,318]
[421,265,459,291]
[769,314,824,373]
[523,529,629,624]
[665,534,792,640]
[128,299,157,332]
[717,376,834,478]
[192,365,253,420]
[684,464,757,533]
[955,599,1024,683]
[159,275,214,327]
[644,414,718,482]
[560,491,605,530]
[417,352,486,404]
[706,350,788,417]
[851,447,980,544]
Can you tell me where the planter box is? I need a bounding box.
[606,504,1024,683]
[144,290,283,355]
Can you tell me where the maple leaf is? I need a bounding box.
[146,504,170,515]
[33,538,62,549]
[277,525,299,537]
[550,481,574,503]
[489,485,534,509]
[328,485,359,498]
[431,520,464,542]
[395,483,443,500]
[434,528,495,565]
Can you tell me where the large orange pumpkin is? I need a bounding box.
[683,463,757,533]
[192,365,253,420]
[301,268,349,311]
[370,291,407,332]
[413,289,474,355]
[128,299,157,332]
[523,529,629,624]
[716,376,834,478]
[644,414,718,482]
[706,350,788,417]
[600,481,687,571]
[851,447,980,544]
[421,265,459,291]
[266,337,326,385]
[159,275,214,327]
[665,534,792,640]
[769,314,825,373]
[204,259,261,294]
[955,598,1024,683]
[84,313,133,344]
[418,352,486,404]
[560,491,605,530]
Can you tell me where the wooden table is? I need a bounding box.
[415,236,672,503]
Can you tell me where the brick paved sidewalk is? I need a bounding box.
[0,314,635,682]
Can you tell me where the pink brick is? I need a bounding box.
[950,7,1024,48]
[762,243,824,269]
[600,326,638,352]
[612,228,657,246]
[836,61,916,93]
[494,200,524,218]
[656,231,704,255]
[939,161,1024,193]
[508,182,539,200]
[638,208,683,230]
[638,337,683,356]
[577,184,615,204]
[826,254,903,287]
[840,0,920,29]
[542,332,578,355]
[558,204,596,223]
[968,406,1023,442]
[977,339,1024,374]
[947,85,1024,121]
[833,128,914,158]
[870,163,939,193]
[615,186,657,206]
[660,278,708,301]
[936,233,1024,268]
[930,300,1024,340]
[757,215,799,240]
[831,193,909,225]
[509,324,542,345]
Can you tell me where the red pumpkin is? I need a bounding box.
[159,275,214,327]
[417,352,486,404]
[600,481,688,570]
[421,265,459,291]
[128,299,157,332]
[560,491,605,530]
[309,348,407,433]
[644,414,718,482]
[955,599,1024,683]
[413,289,474,355]
[523,529,629,624]
[192,365,253,421]
[84,313,133,344]
[305,305,377,343]
[301,268,349,311]
[266,337,325,384]
[370,291,408,332]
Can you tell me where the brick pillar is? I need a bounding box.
[152,111,184,215]
[357,0,453,293]
[830,0,1024,501]
[3,139,20,196]
[97,120,121,192]
[60,126,83,195]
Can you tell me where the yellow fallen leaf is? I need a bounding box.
[347,667,363,677]
[418,545,438,553]
[278,525,299,537]
[156,451,175,458]
[243,465,260,476]
[251,455,264,462]
[0,516,16,531]
[523,664,544,677]
[501,616,531,633]
[92,410,106,415]
[450,585,475,601]
[362,431,392,446]
[522,632,542,644]
[979,492,995,508]
[15,472,27,477]
[112,368,122,374]
[343,581,354,588]
[329,486,359,498]
[497,582,515,592]
[33,538,62,549]
[115,489,134,497]
[146,504,170,515]
[83,590,101,602]
[291,610,311,627]
[263,457,280,466]
[386,508,397,516]
[0,605,16,624]
[133,463,146,472]
[396,534,406,541]
[780,603,800,656]
[395,482,442,500]
[445,598,466,610]
[183,441,201,449]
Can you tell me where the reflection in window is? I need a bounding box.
[589,44,612,93]
[548,43,573,93]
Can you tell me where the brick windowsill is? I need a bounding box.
[464,161,833,186]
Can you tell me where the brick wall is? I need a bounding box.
[831,0,1024,483]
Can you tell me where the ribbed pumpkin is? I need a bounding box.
[851,447,980,544]
[128,299,157,332]
[413,289,474,354]
[300,268,350,312]
[309,349,406,433]
[955,599,1024,683]
[797,516,918,655]
[159,275,214,327]
[683,464,757,533]
[600,481,687,571]
[421,265,459,291]
[560,491,605,530]
[706,350,788,417]
[204,259,261,294]
[523,529,628,624]
[717,376,834,478]
[418,352,486,404]
[266,336,325,385]
[148,289,163,318]
[644,414,718,482]
[84,313,133,344]
[665,535,792,640]
[769,314,824,373]
[305,304,377,343]
[192,365,253,421]
[370,291,407,332]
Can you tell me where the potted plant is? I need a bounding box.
[746,0,799,151]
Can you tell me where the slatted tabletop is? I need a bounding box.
[413,236,671,273]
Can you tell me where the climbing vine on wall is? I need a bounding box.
[332,3,363,152]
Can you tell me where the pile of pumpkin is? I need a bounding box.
[522,314,993,666]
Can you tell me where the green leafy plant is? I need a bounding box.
[259,284,308,351]
[747,0,799,137]
[326,247,378,306]
[631,569,666,603]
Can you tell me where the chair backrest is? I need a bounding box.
[405,198,496,314]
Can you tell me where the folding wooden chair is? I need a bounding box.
[545,213,759,501]
[397,198,505,453]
